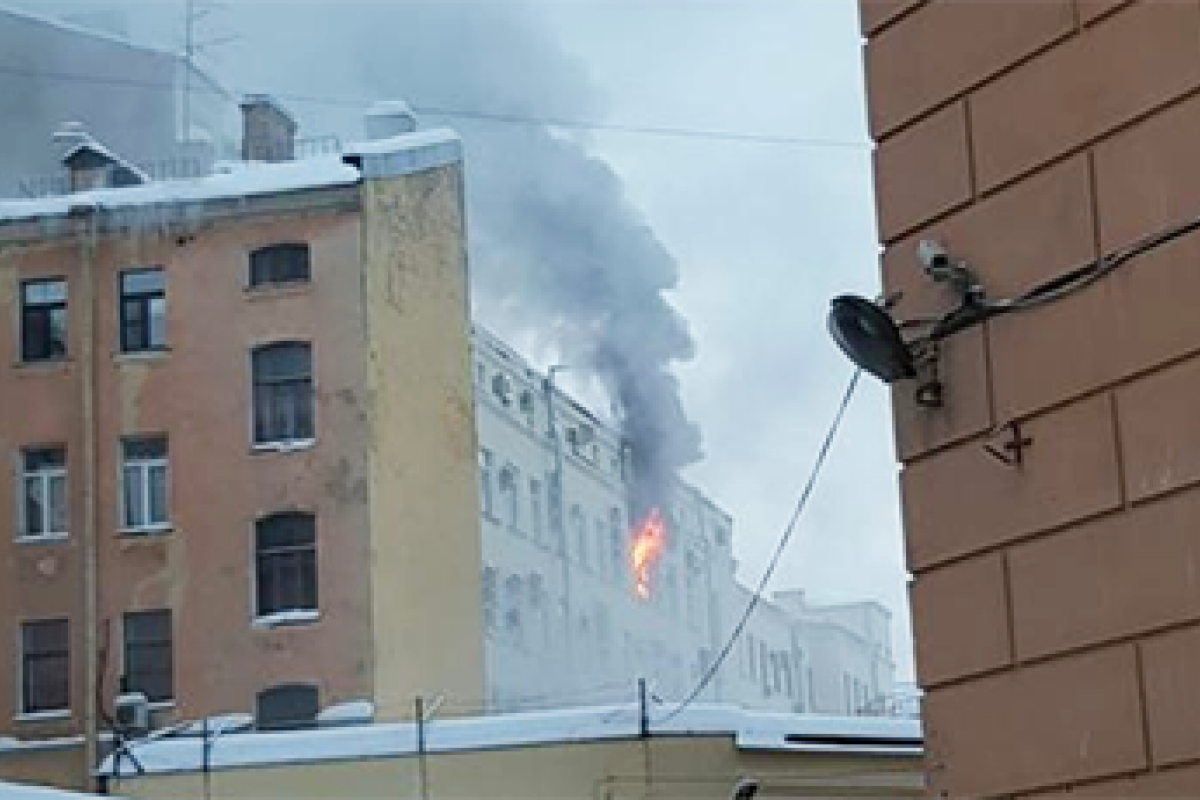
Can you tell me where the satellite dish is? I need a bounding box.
[828,295,916,383]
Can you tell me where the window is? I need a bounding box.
[479,449,495,519]
[119,268,166,352]
[504,574,524,645]
[482,566,497,632]
[609,508,623,584]
[250,244,310,287]
[252,343,314,445]
[499,465,520,531]
[21,279,67,362]
[255,513,317,618]
[256,683,318,730]
[529,478,543,541]
[528,572,548,646]
[121,436,168,532]
[123,610,172,704]
[20,447,67,540]
[594,518,607,577]
[20,619,69,715]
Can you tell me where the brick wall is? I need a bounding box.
[863,1,1200,795]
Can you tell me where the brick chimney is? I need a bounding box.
[240,95,297,162]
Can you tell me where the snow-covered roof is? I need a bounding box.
[0,780,101,799]
[100,704,921,778]
[0,129,462,227]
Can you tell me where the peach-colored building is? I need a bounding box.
[0,99,483,790]
[864,0,1200,795]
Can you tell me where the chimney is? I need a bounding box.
[364,100,418,140]
[240,95,297,162]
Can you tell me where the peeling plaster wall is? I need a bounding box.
[359,162,485,717]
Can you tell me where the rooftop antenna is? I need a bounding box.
[182,0,238,143]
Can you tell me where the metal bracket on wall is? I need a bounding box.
[983,421,1032,467]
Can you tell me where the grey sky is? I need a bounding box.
[8,0,913,679]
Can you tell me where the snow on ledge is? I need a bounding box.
[100,703,921,778]
[251,609,319,629]
[0,781,103,799]
[0,157,359,225]
[317,700,375,726]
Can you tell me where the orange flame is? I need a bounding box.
[630,508,667,601]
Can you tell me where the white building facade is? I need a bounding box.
[471,327,897,715]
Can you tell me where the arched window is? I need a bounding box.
[255,512,317,618]
[256,683,318,730]
[252,342,314,444]
[250,243,311,287]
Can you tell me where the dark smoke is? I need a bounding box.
[12,0,705,509]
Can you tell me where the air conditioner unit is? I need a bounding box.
[114,692,150,734]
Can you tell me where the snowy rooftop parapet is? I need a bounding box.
[99,703,921,778]
[343,129,461,180]
[0,128,463,227]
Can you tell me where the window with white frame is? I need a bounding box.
[20,447,67,540]
[121,436,169,532]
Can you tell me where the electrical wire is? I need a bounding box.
[0,62,870,150]
[655,369,863,725]
[929,210,1200,339]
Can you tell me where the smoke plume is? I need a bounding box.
[243,0,705,510]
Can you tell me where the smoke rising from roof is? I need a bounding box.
[296,2,706,506]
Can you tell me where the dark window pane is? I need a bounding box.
[21,279,68,362]
[255,513,317,616]
[123,610,172,703]
[21,619,69,714]
[120,269,166,353]
[250,244,311,287]
[255,684,318,730]
[123,436,167,460]
[253,344,314,443]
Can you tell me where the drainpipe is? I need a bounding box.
[79,209,101,788]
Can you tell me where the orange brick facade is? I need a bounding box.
[864,0,1200,795]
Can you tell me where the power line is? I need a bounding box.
[656,369,862,725]
[0,62,869,150]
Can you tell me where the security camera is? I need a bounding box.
[730,778,759,800]
[916,239,985,302]
[917,239,952,276]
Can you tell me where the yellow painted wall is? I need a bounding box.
[359,163,485,715]
[109,735,924,799]
[0,745,87,792]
